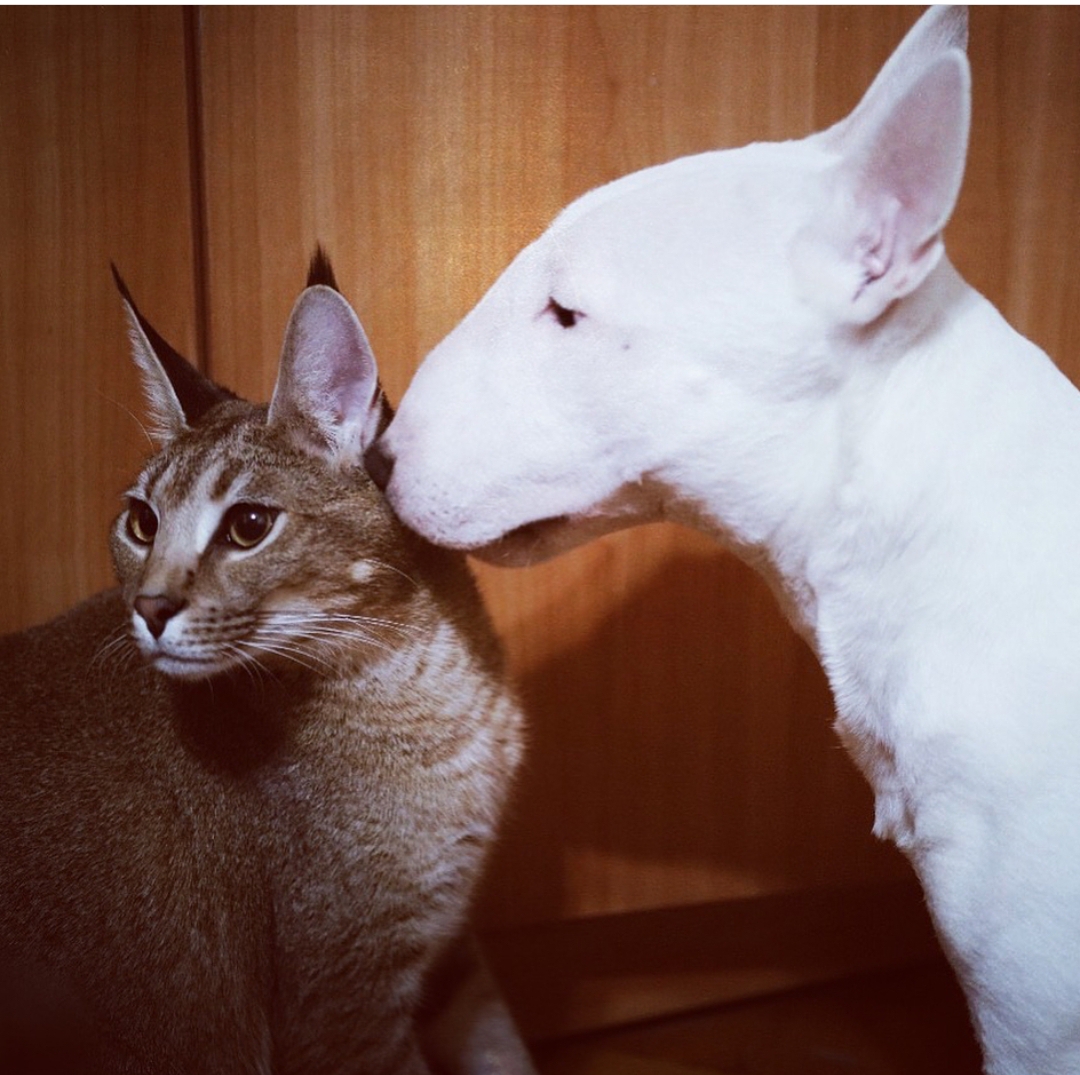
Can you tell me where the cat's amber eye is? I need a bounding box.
[221,504,278,550]
[126,499,158,545]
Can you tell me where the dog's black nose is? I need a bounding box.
[364,439,395,492]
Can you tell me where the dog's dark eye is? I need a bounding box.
[219,504,279,549]
[546,298,582,329]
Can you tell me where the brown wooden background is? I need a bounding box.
[4,6,1080,1039]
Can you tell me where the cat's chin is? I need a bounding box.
[148,655,229,680]
[152,656,219,682]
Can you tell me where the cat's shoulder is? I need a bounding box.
[0,590,131,708]
[1,589,126,656]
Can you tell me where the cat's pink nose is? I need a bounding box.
[134,594,186,639]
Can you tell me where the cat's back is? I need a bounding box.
[0,590,156,787]
[2,589,128,708]
[0,588,196,798]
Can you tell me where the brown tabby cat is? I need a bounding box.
[0,253,532,1075]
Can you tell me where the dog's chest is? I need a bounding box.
[812,590,963,852]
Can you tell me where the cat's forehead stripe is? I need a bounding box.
[212,456,248,502]
[141,455,170,503]
[146,451,204,506]
[140,423,252,506]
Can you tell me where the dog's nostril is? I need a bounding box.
[364,440,395,492]
[134,594,186,640]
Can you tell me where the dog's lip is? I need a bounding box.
[462,479,667,566]
[466,515,574,567]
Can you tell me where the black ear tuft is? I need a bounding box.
[110,264,238,426]
[306,245,340,292]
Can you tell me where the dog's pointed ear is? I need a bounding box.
[831,6,968,141]
[111,265,236,441]
[803,7,971,325]
[268,284,390,466]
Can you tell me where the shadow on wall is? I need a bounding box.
[476,538,910,929]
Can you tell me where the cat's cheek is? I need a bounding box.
[129,612,155,653]
[110,543,145,591]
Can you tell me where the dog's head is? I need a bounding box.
[370,6,970,565]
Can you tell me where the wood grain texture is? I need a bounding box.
[536,959,981,1074]
[0,8,198,633]
[484,879,941,1040]
[5,7,1080,953]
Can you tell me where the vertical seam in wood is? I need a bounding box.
[183,6,212,375]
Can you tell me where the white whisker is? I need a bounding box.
[265,626,400,658]
[222,643,276,688]
[242,637,338,675]
[350,557,420,588]
[266,611,421,638]
[96,388,156,450]
[90,625,142,692]
[90,629,129,670]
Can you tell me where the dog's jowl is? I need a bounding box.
[373,8,1080,1075]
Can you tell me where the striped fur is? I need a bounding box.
[0,263,531,1074]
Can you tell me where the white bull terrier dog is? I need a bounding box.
[368,8,1080,1073]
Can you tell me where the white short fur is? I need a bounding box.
[373,9,1080,1074]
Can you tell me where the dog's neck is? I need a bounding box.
[669,256,1080,846]
[677,258,1055,656]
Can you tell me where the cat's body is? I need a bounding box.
[0,259,529,1075]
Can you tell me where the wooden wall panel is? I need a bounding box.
[0,8,198,634]
[486,880,944,1040]
[7,6,1079,954]
[960,8,1080,372]
[191,7,1080,932]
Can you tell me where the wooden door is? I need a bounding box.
[0,8,198,633]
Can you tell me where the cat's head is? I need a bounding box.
[110,252,417,682]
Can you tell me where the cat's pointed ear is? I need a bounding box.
[305,244,340,291]
[111,266,235,441]
[268,285,389,466]
[801,7,970,324]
